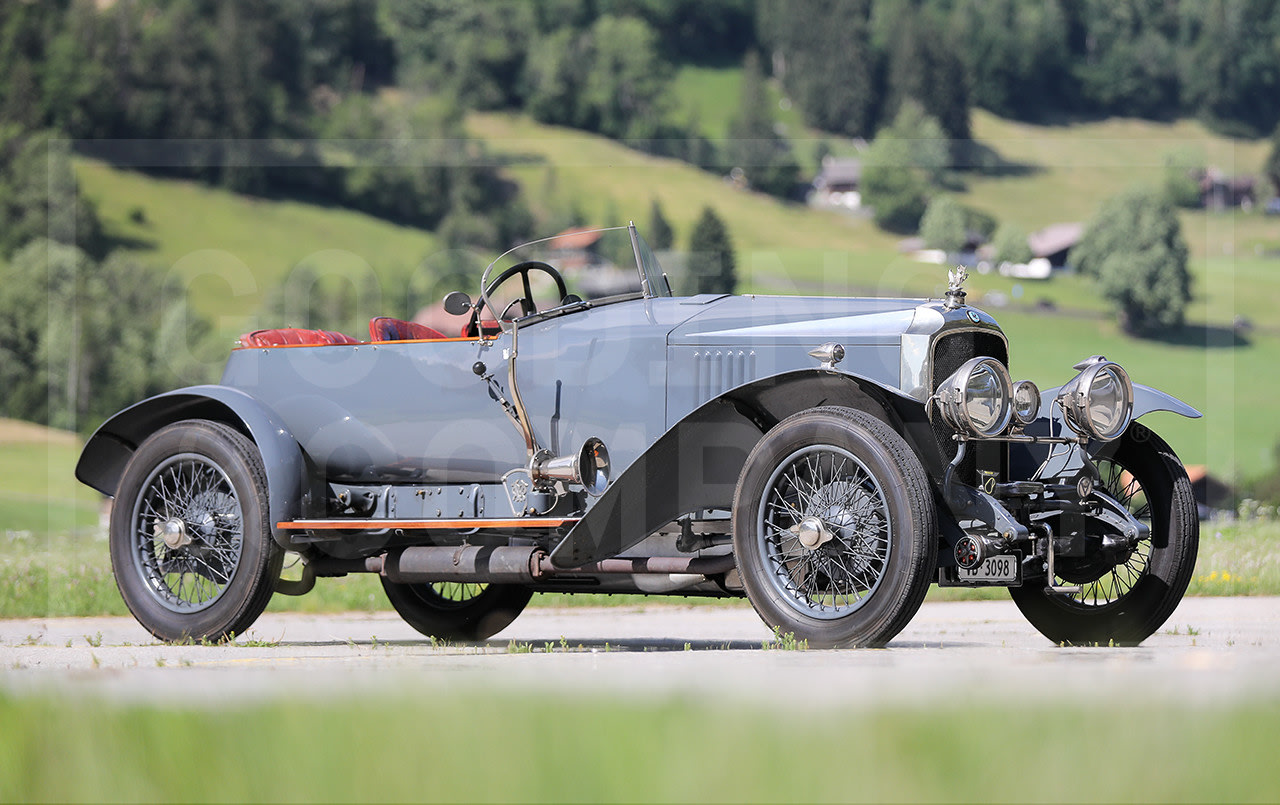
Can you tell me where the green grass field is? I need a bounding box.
[1,690,1276,802]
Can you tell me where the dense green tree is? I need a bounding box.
[0,240,216,431]
[859,102,947,232]
[318,94,530,249]
[1072,0,1182,120]
[686,207,736,295]
[581,16,674,141]
[725,51,800,198]
[948,0,1074,120]
[873,2,971,143]
[1181,0,1280,137]
[1073,187,1192,335]
[600,0,755,63]
[524,15,675,142]
[0,127,102,260]
[759,0,880,138]
[523,27,589,128]
[992,223,1032,265]
[918,196,967,253]
[648,199,674,250]
[381,0,532,109]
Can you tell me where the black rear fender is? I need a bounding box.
[75,385,307,548]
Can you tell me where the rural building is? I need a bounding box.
[1027,222,1083,269]
[810,156,862,209]
[1194,168,1256,210]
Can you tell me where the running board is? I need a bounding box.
[277,517,579,531]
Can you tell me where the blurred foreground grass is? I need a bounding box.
[0,690,1276,802]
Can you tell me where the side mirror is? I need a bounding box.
[443,291,473,316]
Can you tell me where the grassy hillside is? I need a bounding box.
[75,161,439,332]
[672,65,863,172]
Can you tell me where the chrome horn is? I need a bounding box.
[532,437,611,496]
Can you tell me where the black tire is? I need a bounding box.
[732,406,937,648]
[109,420,283,642]
[1009,423,1198,646]
[381,580,533,641]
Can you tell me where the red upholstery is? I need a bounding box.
[369,317,448,342]
[461,317,503,338]
[238,328,362,348]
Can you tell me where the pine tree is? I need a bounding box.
[648,198,674,250]
[726,50,799,198]
[687,207,736,295]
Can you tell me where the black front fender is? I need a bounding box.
[549,368,943,568]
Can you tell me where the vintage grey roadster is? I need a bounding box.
[76,225,1201,647]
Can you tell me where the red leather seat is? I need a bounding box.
[238,328,362,348]
[369,317,448,342]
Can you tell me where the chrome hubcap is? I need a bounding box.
[793,515,834,550]
[757,445,893,619]
[154,518,191,550]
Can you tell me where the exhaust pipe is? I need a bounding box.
[383,546,544,584]
[374,546,736,584]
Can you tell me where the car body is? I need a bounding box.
[77,225,1201,647]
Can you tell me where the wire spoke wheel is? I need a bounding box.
[759,446,892,618]
[1056,456,1152,608]
[110,420,281,643]
[733,407,936,648]
[1010,423,1198,646]
[131,454,244,612]
[381,577,532,641]
[427,582,488,606]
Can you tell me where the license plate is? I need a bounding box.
[957,554,1020,585]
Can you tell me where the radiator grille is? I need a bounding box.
[930,330,1008,481]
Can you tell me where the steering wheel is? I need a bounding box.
[466,260,568,337]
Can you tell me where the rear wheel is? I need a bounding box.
[1010,423,1198,645]
[110,420,282,642]
[381,579,532,641]
[732,407,937,648]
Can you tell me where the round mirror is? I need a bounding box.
[443,291,473,316]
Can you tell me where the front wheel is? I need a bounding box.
[109,420,283,642]
[381,580,533,641]
[1010,423,1199,646]
[732,407,938,648]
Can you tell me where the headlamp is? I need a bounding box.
[936,357,1013,438]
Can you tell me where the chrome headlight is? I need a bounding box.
[1056,357,1133,441]
[936,357,1013,437]
[1011,379,1041,426]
